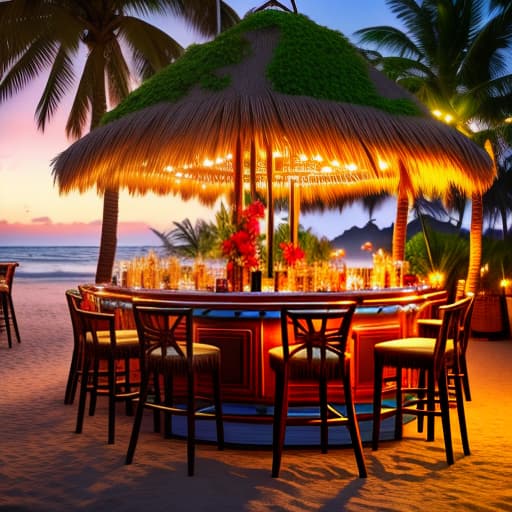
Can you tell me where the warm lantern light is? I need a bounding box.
[299,154,308,161]
[345,163,358,171]
[321,166,333,173]
[164,165,173,172]
[331,248,346,259]
[428,271,445,288]
[312,154,323,162]
[378,160,389,170]
[203,158,214,167]
[432,108,454,124]
[505,117,512,124]
[330,159,340,167]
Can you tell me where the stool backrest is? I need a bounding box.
[65,289,84,345]
[0,262,18,291]
[280,301,357,364]
[434,296,473,378]
[132,299,193,368]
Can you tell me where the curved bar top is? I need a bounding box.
[80,284,446,402]
[78,284,447,445]
[80,284,446,311]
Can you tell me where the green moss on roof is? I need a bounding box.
[102,10,421,124]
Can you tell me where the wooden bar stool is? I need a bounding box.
[71,299,141,444]
[268,302,367,478]
[126,299,224,476]
[0,262,21,348]
[372,296,473,465]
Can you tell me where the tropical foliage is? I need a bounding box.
[0,0,239,283]
[356,0,512,292]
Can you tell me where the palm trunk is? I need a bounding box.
[95,188,119,283]
[466,192,483,295]
[392,169,410,263]
[90,67,119,284]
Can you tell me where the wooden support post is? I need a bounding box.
[289,178,300,245]
[266,145,274,278]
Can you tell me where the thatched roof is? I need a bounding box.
[52,10,495,207]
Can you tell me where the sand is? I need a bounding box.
[1,279,511,511]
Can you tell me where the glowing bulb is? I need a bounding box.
[330,160,340,167]
[321,166,332,173]
[345,163,358,171]
[432,109,442,118]
[378,160,389,171]
[299,154,308,162]
[203,158,214,167]
[164,165,173,172]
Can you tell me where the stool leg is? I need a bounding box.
[64,346,81,405]
[76,356,90,434]
[426,370,436,442]
[394,366,403,440]
[108,357,116,444]
[212,365,224,450]
[343,359,367,478]
[372,357,384,451]
[8,295,21,344]
[438,369,454,465]
[186,369,195,477]
[319,376,329,454]
[1,295,13,349]
[271,367,288,478]
[126,375,151,464]
[454,367,470,456]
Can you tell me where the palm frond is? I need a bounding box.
[0,36,58,102]
[119,16,183,78]
[355,26,421,59]
[35,45,76,132]
[105,39,131,106]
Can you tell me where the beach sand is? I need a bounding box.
[1,280,511,511]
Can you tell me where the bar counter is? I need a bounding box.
[80,284,447,404]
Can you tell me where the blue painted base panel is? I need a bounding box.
[163,403,412,446]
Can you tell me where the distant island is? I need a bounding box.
[330,216,469,266]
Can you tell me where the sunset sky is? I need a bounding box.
[0,0,403,246]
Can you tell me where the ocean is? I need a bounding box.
[0,246,164,281]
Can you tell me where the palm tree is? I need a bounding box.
[151,217,218,259]
[0,0,239,283]
[356,0,512,293]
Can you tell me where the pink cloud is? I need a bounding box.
[0,219,160,246]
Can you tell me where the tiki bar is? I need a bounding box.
[51,10,496,476]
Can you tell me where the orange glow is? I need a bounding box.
[428,271,445,289]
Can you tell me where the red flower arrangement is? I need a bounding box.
[279,242,305,266]
[222,200,265,270]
